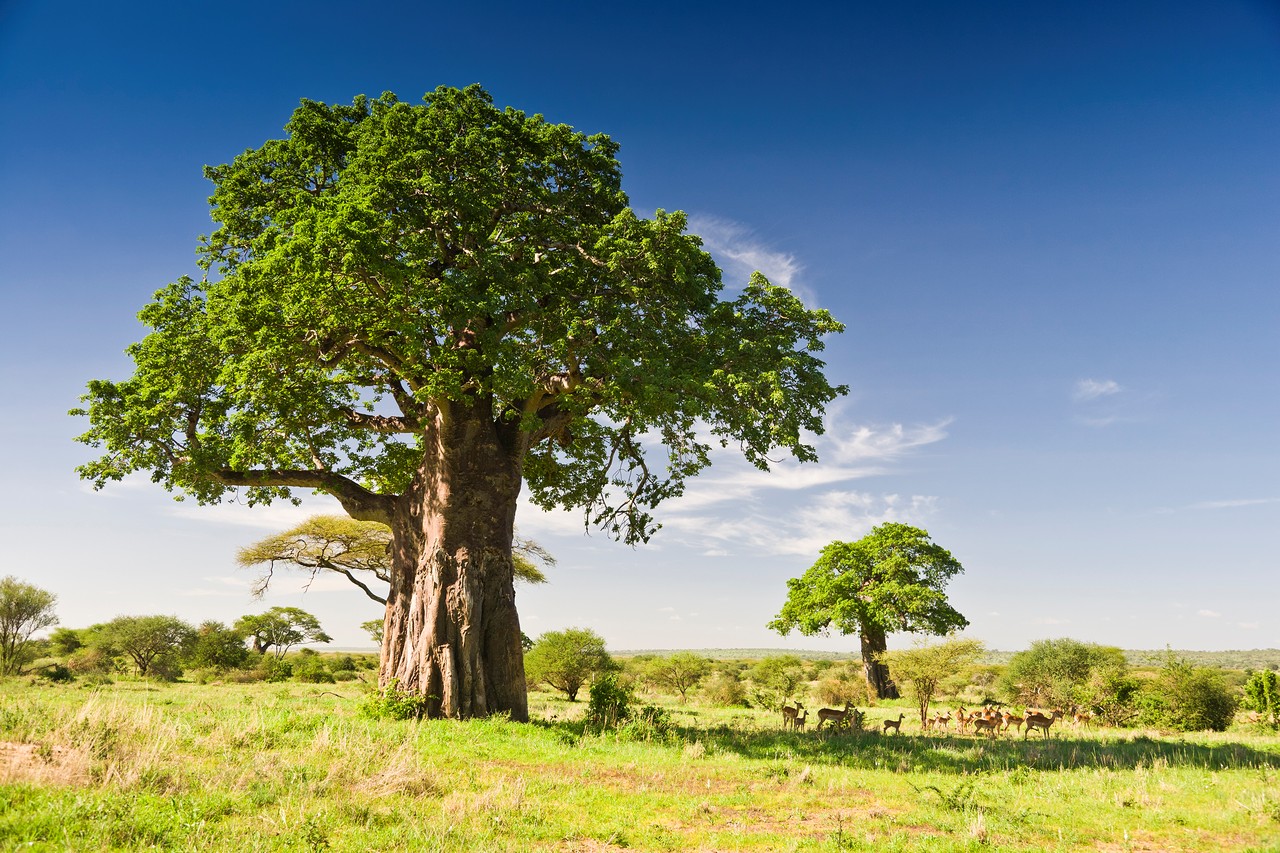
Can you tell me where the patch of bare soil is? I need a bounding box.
[0,740,91,786]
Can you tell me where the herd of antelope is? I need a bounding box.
[782,701,1095,739]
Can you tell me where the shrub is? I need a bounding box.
[585,672,632,731]
[66,647,114,675]
[256,657,293,683]
[1137,656,1238,732]
[34,662,74,683]
[361,680,428,720]
[1242,670,1280,728]
[1000,638,1130,709]
[815,665,872,707]
[616,705,676,743]
[702,671,748,707]
[332,669,360,682]
[293,656,335,683]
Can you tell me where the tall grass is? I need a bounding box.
[1,679,1278,850]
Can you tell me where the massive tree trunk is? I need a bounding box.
[859,626,899,700]
[378,402,530,721]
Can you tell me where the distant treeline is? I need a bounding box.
[618,648,1280,670]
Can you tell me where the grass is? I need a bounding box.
[2,680,1280,851]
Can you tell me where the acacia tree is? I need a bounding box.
[238,515,551,604]
[769,523,967,699]
[91,615,194,677]
[235,607,332,659]
[645,652,712,702]
[0,576,59,675]
[877,636,983,725]
[73,85,844,721]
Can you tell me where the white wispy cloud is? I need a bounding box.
[1197,609,1221,618]
[687,214,815,305]
[1189,498,1279,510]
[1073,378,1122,401]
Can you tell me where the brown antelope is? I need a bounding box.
[1001,710,1025,734]
[954,706,974,732]
[816,702,854,731]
[882,713,905,735]
[1070,706,1093,728]
[972,715,1001,738]
[1023,709,1061,740]
[793,709,808,731]
[781,703,804,731]
[931,711,952,732]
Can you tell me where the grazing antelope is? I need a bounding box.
[816,702,854,732]
[882,713,905,735]
[1070,705,1093,728]
[781,703,804,731]
[972,715,1001,738]
[1023,709,1061,740]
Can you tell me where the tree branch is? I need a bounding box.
[209,469,394,524]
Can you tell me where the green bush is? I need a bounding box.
[256,657,293,683]
[1242,670,1280,728]
[1137,656,1238,732]
[360,680,428,720]
[702,671,748,707]
[616,705,676,743]
[331,669,360,682]
[586,672,632,730]
[34,662,74,683]
[293,656,335,683]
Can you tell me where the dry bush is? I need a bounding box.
[814,667,872,706]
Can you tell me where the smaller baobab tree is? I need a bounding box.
[769,523,968,699]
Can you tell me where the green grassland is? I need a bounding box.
[3,675,1280,851]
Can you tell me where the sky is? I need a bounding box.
[0,1,1277,654]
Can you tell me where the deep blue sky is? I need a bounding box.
[1,1,1277,651]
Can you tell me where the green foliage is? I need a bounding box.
[256,657,293,683]
[47,627,83,657]
[184,621,251,671]
[1137,656,1239,732]
[770,525,967,639]
[769,524,967,698]
[644,652,711,702]
[73,84,845,548]
[585,672,633,731]
[1000,638,1130,709]
[360,619,384,645]
[525,628,614,701]
[0,576,59,675]
[701,671,748,707]
[1243,670,1280,728]
[878,636,984,723]
[746,655,806,709]
[293,656,336,683]
[88,615,195,678]
[234,607,331,659]
[34,662,75,683]
[814,665,873,707]
[361,679,429,720]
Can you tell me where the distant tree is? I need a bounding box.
[646,652,712,702]
[361,618,384,645]
[1242,670,1280,728]
[235,607,331,659]
[48,627,83,657]
[999,638,1128,709]
[878,637,984,725]
[0,576,59,676]
[769,524,968,699]
[185,620,251,671]
[524,628,614,701]
[92,615,194,678]
[1137,654,1238,732]
[746,654,806,709]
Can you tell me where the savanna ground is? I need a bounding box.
[2,674,1279,852]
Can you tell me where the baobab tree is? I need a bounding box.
[74,85,845,720]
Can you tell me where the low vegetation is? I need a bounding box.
[3,646,1280,850]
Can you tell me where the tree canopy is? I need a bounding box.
[0,576,58,675]
[235,607,331,659]
[72,84,845,719]
[524,627,614,701]
[769,523,968,698]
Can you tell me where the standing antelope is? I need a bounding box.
[793,709,808,731]
[882,713,905,735]
[955,706,975,732]
[1001,710,1025,734]
[816,702,854,732]
[781,703,804,731]
[972,715,1001,738]
[1070,705,1093,728]
[1023,709,1061,740]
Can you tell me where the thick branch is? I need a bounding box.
[338,408,420,433]
[210,469,394,524]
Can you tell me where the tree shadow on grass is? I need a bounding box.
[683,725,1280,774]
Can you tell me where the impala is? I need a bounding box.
[816,702,855,732]
[1023,709,1061,740]
[781,703,803,731]
[882,713,905,735]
